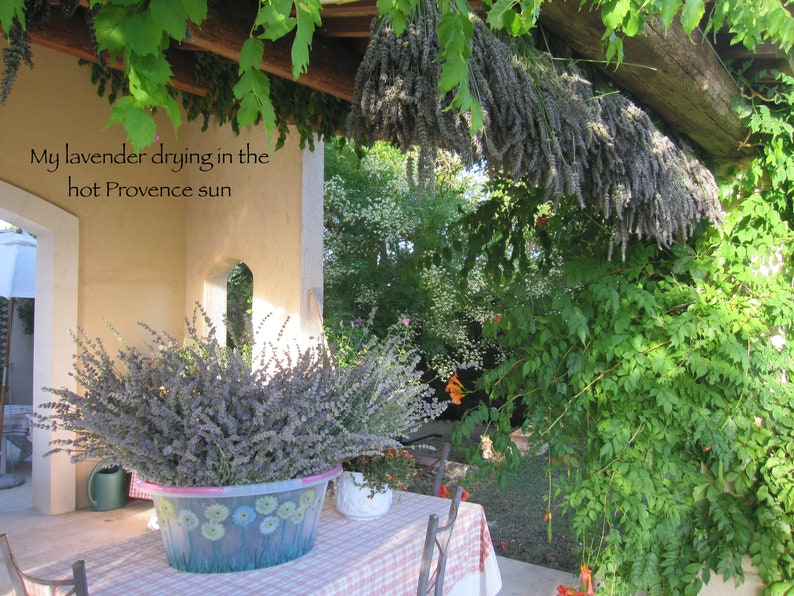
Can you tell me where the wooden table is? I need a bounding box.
[31,491,502,595]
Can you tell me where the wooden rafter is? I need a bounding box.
[29,0,757,160]
[185,1,359,102]
[27,10,206,96]
[538,0,753,160]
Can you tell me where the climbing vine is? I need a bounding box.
[453,70,794,593]
[85,52,349,151]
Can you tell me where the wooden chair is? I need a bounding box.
[431,442,451,498]
[410,442,452,497]
[417,485,464,596]
[0,533,88,596]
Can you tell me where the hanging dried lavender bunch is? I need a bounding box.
[469,26,599,205]
[347,0,473,198]
[1,0,80,103]
[585,93,722,258]
[468,27,723,255]
[348,3,723,253]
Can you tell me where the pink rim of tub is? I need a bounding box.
[135,464,343,497]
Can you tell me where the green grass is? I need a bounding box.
[463,452,581,573]
[405,422,579,574]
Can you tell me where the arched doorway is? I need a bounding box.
[0,180,79,514]
[203,260,254,348]
[227,262,253,349]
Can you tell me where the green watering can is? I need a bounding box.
[87,460,129,511]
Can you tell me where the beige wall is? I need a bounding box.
[184,123,324,343]
[0,46,323,512]
[0,47,187,343]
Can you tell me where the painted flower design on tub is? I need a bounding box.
[151,485,323,573]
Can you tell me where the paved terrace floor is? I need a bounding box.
[0,460,576,595]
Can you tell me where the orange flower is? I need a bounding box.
[438,484,470,501]
[580,565,594,596]
[558,565,594,596]
[445,372,465,405]
[557,587,584,596]
[544,510,552,521]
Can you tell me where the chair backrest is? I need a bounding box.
[0,533,88,596]
[431,442,451,498]
[417,485,464,596]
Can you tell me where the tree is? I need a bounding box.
[323,139,494,375]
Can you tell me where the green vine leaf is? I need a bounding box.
[293,0,322,78]
[234,68,275,135]
[122,12,164,57]
[255,0,297,41]
[128,53,174,93]
[376,0,419,36]
[680,0,705,34]
[600,0,631,31]
[105,96,157,152]
[149,0,190,41]
[0,0,25,36]
[235,36,276,136]
[238,35,265,72]
[437,10,484,132]
[604,32,624,66]
[93,6,132,58]
[622,8,645,36]
[659,0,682,28]
[179,0,208,24]
[485,0,517,31]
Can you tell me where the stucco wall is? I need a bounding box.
[0,46,323,512]
[0,46,187,343]
[184,123,323,343]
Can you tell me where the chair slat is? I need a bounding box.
[1,533,89,596]
[417,485,464,596]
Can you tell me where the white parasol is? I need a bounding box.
[0,230,36,300]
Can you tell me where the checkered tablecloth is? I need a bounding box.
[2,405,32,435]
[2,405,32,471]
[30,491,502,596]
[127,471,149,500]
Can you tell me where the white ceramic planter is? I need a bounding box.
[335,471,393,520]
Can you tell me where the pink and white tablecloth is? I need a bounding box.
[31,490,502,595]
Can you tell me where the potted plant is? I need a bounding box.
[335,448,417,520]
[38,308,445,572]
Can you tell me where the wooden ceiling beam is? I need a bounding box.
[186,0,358,102]
[320,16,374,37]
[318,0,378,18]
[34,1,360,101]
[33,0,756,160]
[539,0,753,160]
[28,9,207,96]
